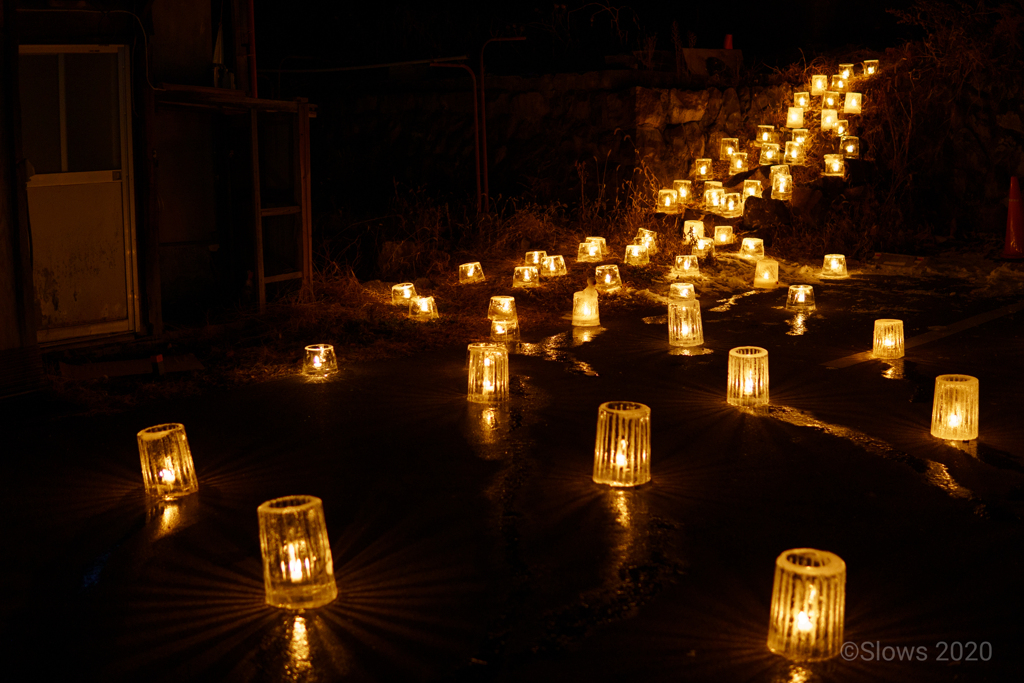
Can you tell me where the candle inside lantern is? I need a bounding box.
[258,495,337,609]
[757,125,775,145]
[739,237,765,261]
[759,143,781,166]
[572,281,601,327]
[577,241,603,262]
[593,401,651,487]
[767,548,846,661]
[715,225,734,245]
[595,264,622,292]
[785,141,806,165]
[704,187,726,211]
[722,193,742,218]
[694,158,713,180]
[512,265,540,288]
[823,90,839,108]
[786,284,816,311]
[720,138,739,160]
[138,423,199,500]
[636,228,659,254]
[820,253,849,279]
[586,236,608,257]
[674,254,700,276]
[863,59,878,76]
[542,255,568,277]
[694,237,715,257]
[670,282,696,299]
[303,343,338,377]
[468,342,509,403]
[830,75,847,92]
[843,92,862,115]
[821,109,837,130]
[657,188,679,211]
[839,63,853,80]
[731,152,749,173]
[459,262,485,284]
[487,295,517,321]
[727,346,769,406]
[491,318,521,343]
[684,219,705,241]
[391,282,416,306]
[672,180,692,203]
[810,75,828,96]
[823,154,845,177]
[872,319,904,359]
[786,107,804,128]
[743,179,763,204]
[795,91,810,108]
[525,250,546,266]
[753,259,779,288]
[669,299,704,347]
[930,374,979,441]
[409,295,439,321]
[772,172,793,201]
[624,243,649,266]
[791,128,809,146]
[841,136,860,159]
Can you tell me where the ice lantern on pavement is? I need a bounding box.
[720,137,739,160]
[669,299,704,347]
[786,285,815,311]
[303,343,338,377]
[577,240,603,262]
[694,158,713,180]
[767,548,846,662]
[820,254,849,279]
[593,401,651,487]
[391,282,416,306]
[572,281,600,327]
[258,495,338,610]
[786,107,804,128]
[810,75,828,96]
[459,262,485,284]
[512,266,539,289]
[872,319,904,359]
[467,343,509,403]
[624,244,649,266]
[843,92,862,115]
[772,172,793,201]
[542,255,567,277]
[487,296,516,322]
[930,375,979,441]
[491,319,520,343]
[525,250,546,266]
[739,237,764,261]
[138,423,199,500]
[727,346,769,407]
[595,265,622,292]
[409,296,439,321]
[754,259,779,288]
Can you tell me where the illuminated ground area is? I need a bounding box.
[2,270,1022,682]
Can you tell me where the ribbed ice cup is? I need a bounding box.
[572,287,600,327]
[258,495,338,610]
[786,285,816,311]
[767,548,846,662]
[872,319,904,359]
[138,423,199,500]
[595,265,622,292]
[727,346,769,407]
[930,374,979,440]
[303,344,338,376]
[391,282,416,306]
[467,343,509,403]
[593,401,651,487]
[487,296,517,321]
[669,300,704,347]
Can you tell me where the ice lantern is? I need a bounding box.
[303,343,338,377]
[586,236,608,257]
[843,92,862,115]
[759,143,781,166]
[512,266,539,289]
[720,137,739,160]
[785,141,806,166]
[258,495,338,610]
[839,63,854,80]
[636,228,659,254]
[693,237,715,258]
[930,375,979,440]
[674,254,700,276]
[694,158,713,180]
[795,91,810,108]
[862,59,879,76]
[459,262,485,284]
[835,119,849,137]
[670,282,696,300]
[657,189,679,211]
[577,240,603,262]
[391,282,416,306]
[672,180,692,203]
[542,255,568,277]
[810,75,828,96]
[823,91,840,109]
[872,319,904,359]
[572,283,600,327]
[756,125,775,145]
[767,548,846,662]
[595,265,622,292]
[467,342,509,403]
[821,109,838,131]
[722,193,742,218]
[592,401,651,487]
[704,187,726,212]
[830,75,847,92]
[491,319,520,343]
[684,220,705,241]
[715,225,734,245]
[786,285,816,311]
[841,136,860,159]
[731,152,749,174]
[487,295,516,321]
[525,250,546,266]
[624,244,649,266]
[409,296,439,321]
[820,254,849,279]
[791,129,810,147]
[754,259,779,288]
[824,154,845,177]
[743,179,762,205]
[138,423,199,500]
[669,299,704,347]
[739,237,764,261]
[772,172,793,201]
[727,346,769,407]
[786,107,804,129]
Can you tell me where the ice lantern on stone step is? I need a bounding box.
[542,255,567,277]
[258,495,338,610]
[572,283,600,327]
[811,75,828,96]
[459,262,485,284]
[743,179,762,205]
[684,220,705,241]
[720,138,739,160]
[715,225,734,245]
[512,266,539,289]
[785,141,806,166]
[138,423,199,500]
[669,299,704,347]
[409,296,439,321]
[767,548,846,662]
[786,107,804,128]
[772,172,793,201]
[722,193,742,218]
[624,244,649,266]
[863,59,879,76]
[841,136,860,159]
[391,282,416,307]
[727,346,769,406]
[695,158,713,180]
[821,109,838,131]
[843,92,862,115]
[795,91,810,108]
[754,259,779,288]
[930,374,979,441]
[820,254,849,279]
[824,154,845,177]
[823,91,840,109]
[468,342,509,403]
[756,125,775,146]
[303,344,338,377]
[672,180,692,203]
[595,265,622,292]
[487,296,516,322]
[731,152,749,174]
[786,285,815,311]
[674,254,700,277]
[739,237,765,261]
[577,240,603,262]
[525,250,546,266]
[759,143,781,166]
[704,186,726,212]
[694,237,715,258]
[593,401,651,487]
[872,319,904,359]
[657,189,678,211]
[836,119,849,137]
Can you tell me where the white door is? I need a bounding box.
[19,45,139,344]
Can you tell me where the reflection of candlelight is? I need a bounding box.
[419,300,429,312]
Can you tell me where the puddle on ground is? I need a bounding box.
[668,347,714,356]
[642,315,668,325]
[519,331,599,376]
[709,289,762,312]
[881,359,905,379]
[786,312,811,336]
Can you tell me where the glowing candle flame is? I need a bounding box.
[726,146,734,154]
[743,373,755,395]
[948,413,962,428]
[797,292,806,302]
[797,135,805,144]
[664,196,671,207]
[467,264,474,276]
[734,159,741,169]
[762,132,769,141]
[846,144,854,153]
[615,438,628,468]
[830,258,840,269]
[762,271,771,279]
[605,274,612,283]
[285,543,307,582]
[699,165,707,174]
[158,465,175,483]
[524,271,531,280]
[312,355,322,368]
[867,65,875,74]
[841,67,850,78]
[779,178,787,191]
[832,162,841,172]
[796,610,813,632]
[838,124,845,134]
[767,150,775,160]
[420,300,429,312]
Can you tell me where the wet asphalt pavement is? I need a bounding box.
[1,268,1023,683]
